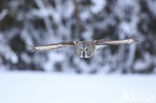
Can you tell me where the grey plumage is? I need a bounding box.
[26,38,140,58]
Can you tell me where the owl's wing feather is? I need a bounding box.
[95,45,107,50]
[26,42,75,52]
[95,38,139,45]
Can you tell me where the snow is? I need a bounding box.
[147,0,156,17]
[91,0,106,14]
[0,44,18,64]
[134,52,153,71]
[0,9,8,21]
[0,72,155,103]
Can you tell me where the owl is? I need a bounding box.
[26,38,139,58]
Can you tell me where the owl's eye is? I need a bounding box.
[84,48,88,51]
[80,48,83,51]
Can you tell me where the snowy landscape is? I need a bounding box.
[0,71,156,103]
[0,0,156,103]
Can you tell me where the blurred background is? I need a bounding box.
[0,0,156,74]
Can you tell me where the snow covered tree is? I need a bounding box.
[0,0,155,73]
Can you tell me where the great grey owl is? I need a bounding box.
[26,38,139,58]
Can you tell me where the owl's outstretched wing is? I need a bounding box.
[26,41,75,52]
[95,38,139,45]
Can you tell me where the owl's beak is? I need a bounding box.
[83,51,85,58]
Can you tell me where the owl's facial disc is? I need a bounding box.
[79,47,86,58]
[84,47,88,52]
[80,47,89,58]
[79,47,84,58]
[76,41,95,58]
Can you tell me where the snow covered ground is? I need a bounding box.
[0,71,156,103]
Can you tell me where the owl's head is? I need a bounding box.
[75,41,95,58]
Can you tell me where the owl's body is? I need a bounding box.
[26,38,139,58]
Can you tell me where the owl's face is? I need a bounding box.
[76,41,95,58]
